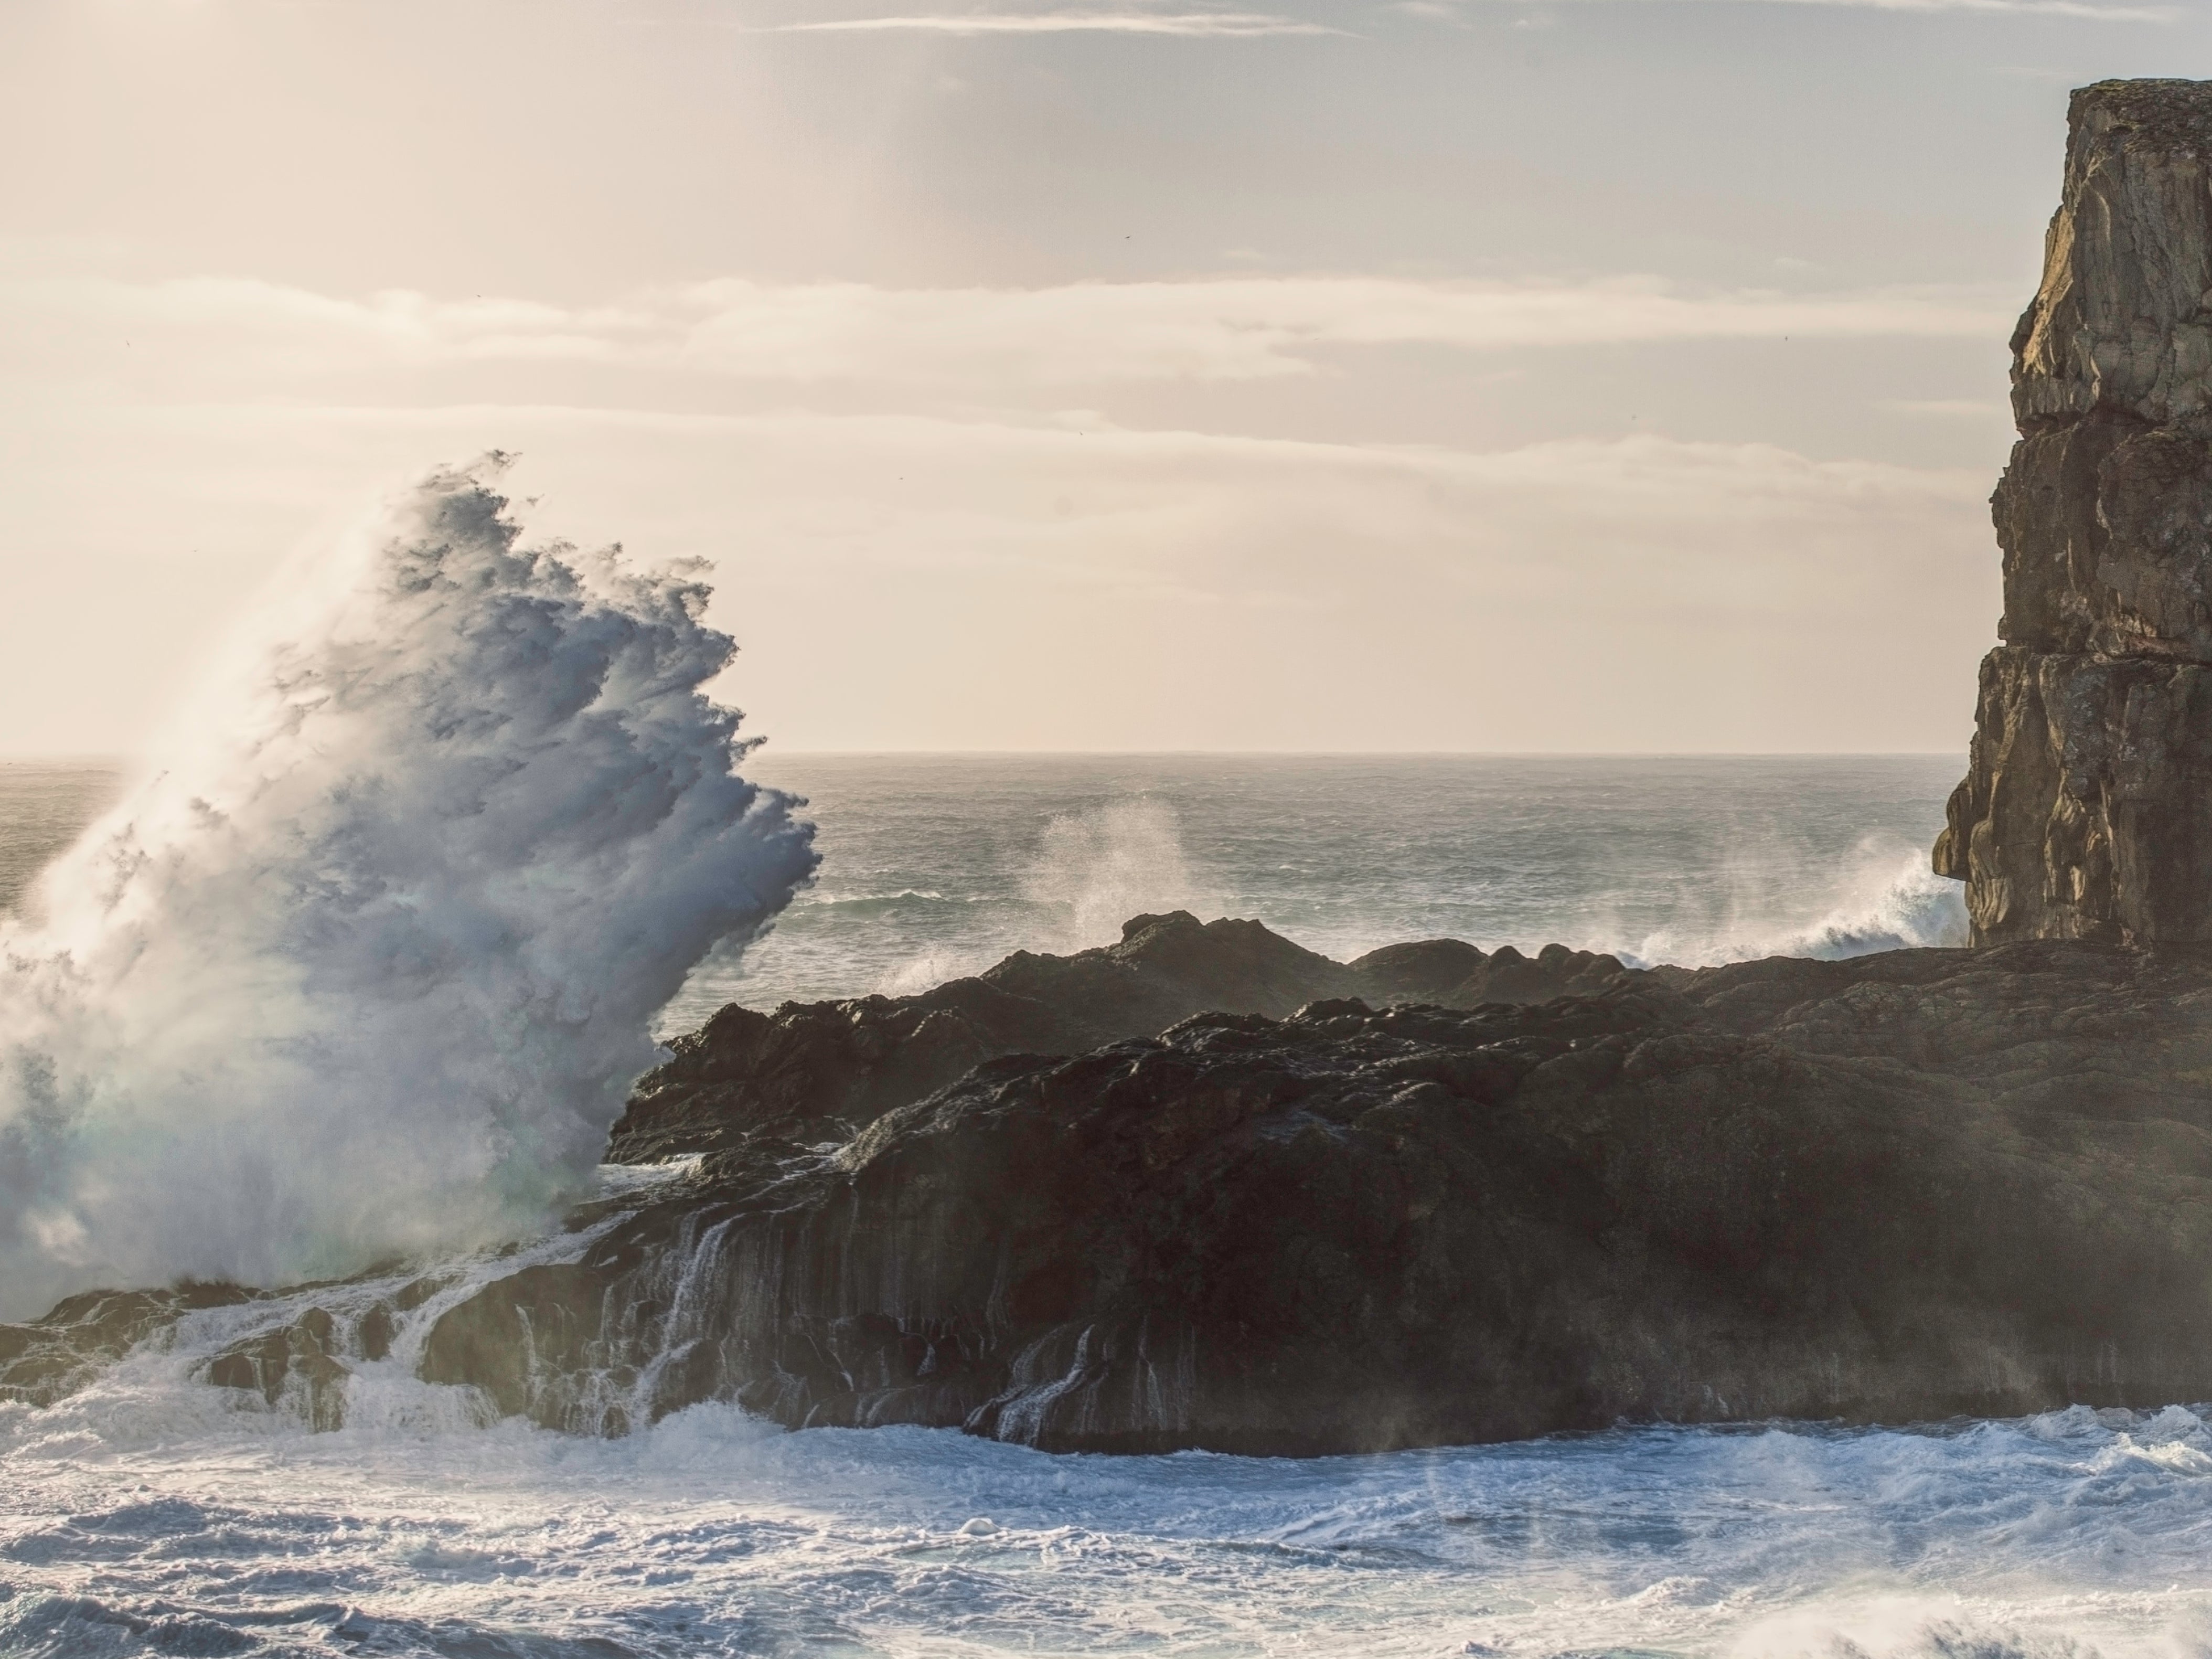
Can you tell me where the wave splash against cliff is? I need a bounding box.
[0,459,817,1321]
[1611,841,1967,970]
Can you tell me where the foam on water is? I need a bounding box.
[0,460,817,1321]
[7,1340,2212,1658]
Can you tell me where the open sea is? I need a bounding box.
[13,752,2209,1659]
[666,752,1968,1028]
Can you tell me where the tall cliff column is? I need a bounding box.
[1937,79,2212,945]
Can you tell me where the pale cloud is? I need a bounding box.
[1761,0,2168,15]
[1,271,2015,389]
[766,9,1339,31]
[1505,0,2168,14]
[1884,398,2013,418]
[672,275,2008,380]
[0,264,2007,753]
[0,398,1995,752]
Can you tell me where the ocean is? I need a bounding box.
[12,744,2209,1659]
[670,751,1969,1028]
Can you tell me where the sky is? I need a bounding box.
[1,0,2203,755]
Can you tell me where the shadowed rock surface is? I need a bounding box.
[0,1284,262,1408]
[19,917,2212,1452]
[1940,79,2212,942]
[414,931,2212,1454]
[606,910,1626,1162]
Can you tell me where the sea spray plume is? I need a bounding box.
[1022,797,1210,949]
[1606,840,1967,969]
[868,795,1213,995]
[0,459,818,1321]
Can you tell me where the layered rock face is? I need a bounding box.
[1939,79,2212,942]
[0,913,1632,1432]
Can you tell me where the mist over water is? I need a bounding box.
[667,753,1965,1026]
[0,461,815,1322]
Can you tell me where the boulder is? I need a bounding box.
[201,1307,350,1431]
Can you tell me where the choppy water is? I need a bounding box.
[0,1179,2205,1659]
[6,750,2160,1659]
[11,1362,2212,1658]
[668,752,1966,1028]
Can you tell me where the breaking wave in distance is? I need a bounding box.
[0,459,817,1322]
[1606,841,1968,971]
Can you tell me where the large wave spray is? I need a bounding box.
[0,460,816,1321]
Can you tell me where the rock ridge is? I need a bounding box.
[414,932,2212,1452]
[605,909,1626,1162]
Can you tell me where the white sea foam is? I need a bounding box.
[1607,837,1968,970]
[6,1376,2212,1657]
[0,459,816,1321]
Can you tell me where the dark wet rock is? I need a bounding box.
[607,911,1627,1162]
[0,1283,261,1408]
[200,1307,351,1431]
[1940,80,2212,943]
[3,1269,446,1428]
[1446,942,1630,1005]
[424,934,2212,1454]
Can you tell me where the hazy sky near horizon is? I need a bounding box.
[3,0,2205,754]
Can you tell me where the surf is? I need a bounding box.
[0,459,817,1322]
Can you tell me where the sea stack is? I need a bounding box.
[1938,79,2212,943]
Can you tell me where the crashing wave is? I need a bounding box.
[0,458,817,1321]
[1610,842,1967,970]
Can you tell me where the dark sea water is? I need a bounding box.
[14,752,2210,1659]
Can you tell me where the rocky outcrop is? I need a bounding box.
[419,930,2212,1453]
[1940,79,2212,942]
[19,916,2212,1451]
[0,1283,261,1408]
[607,910,1627,1162]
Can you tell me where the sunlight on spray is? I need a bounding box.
[1604,835,1967,969]
[0,459,817,1320]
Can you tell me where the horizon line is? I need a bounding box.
[0,748,1970,764]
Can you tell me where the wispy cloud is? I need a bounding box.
[673,276,2013,380]
[1459,0,2166,17]
[766,9,1338,33]
[2,400,1994,749]
[2,272,2016,388]
[1766,0,2169,17]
